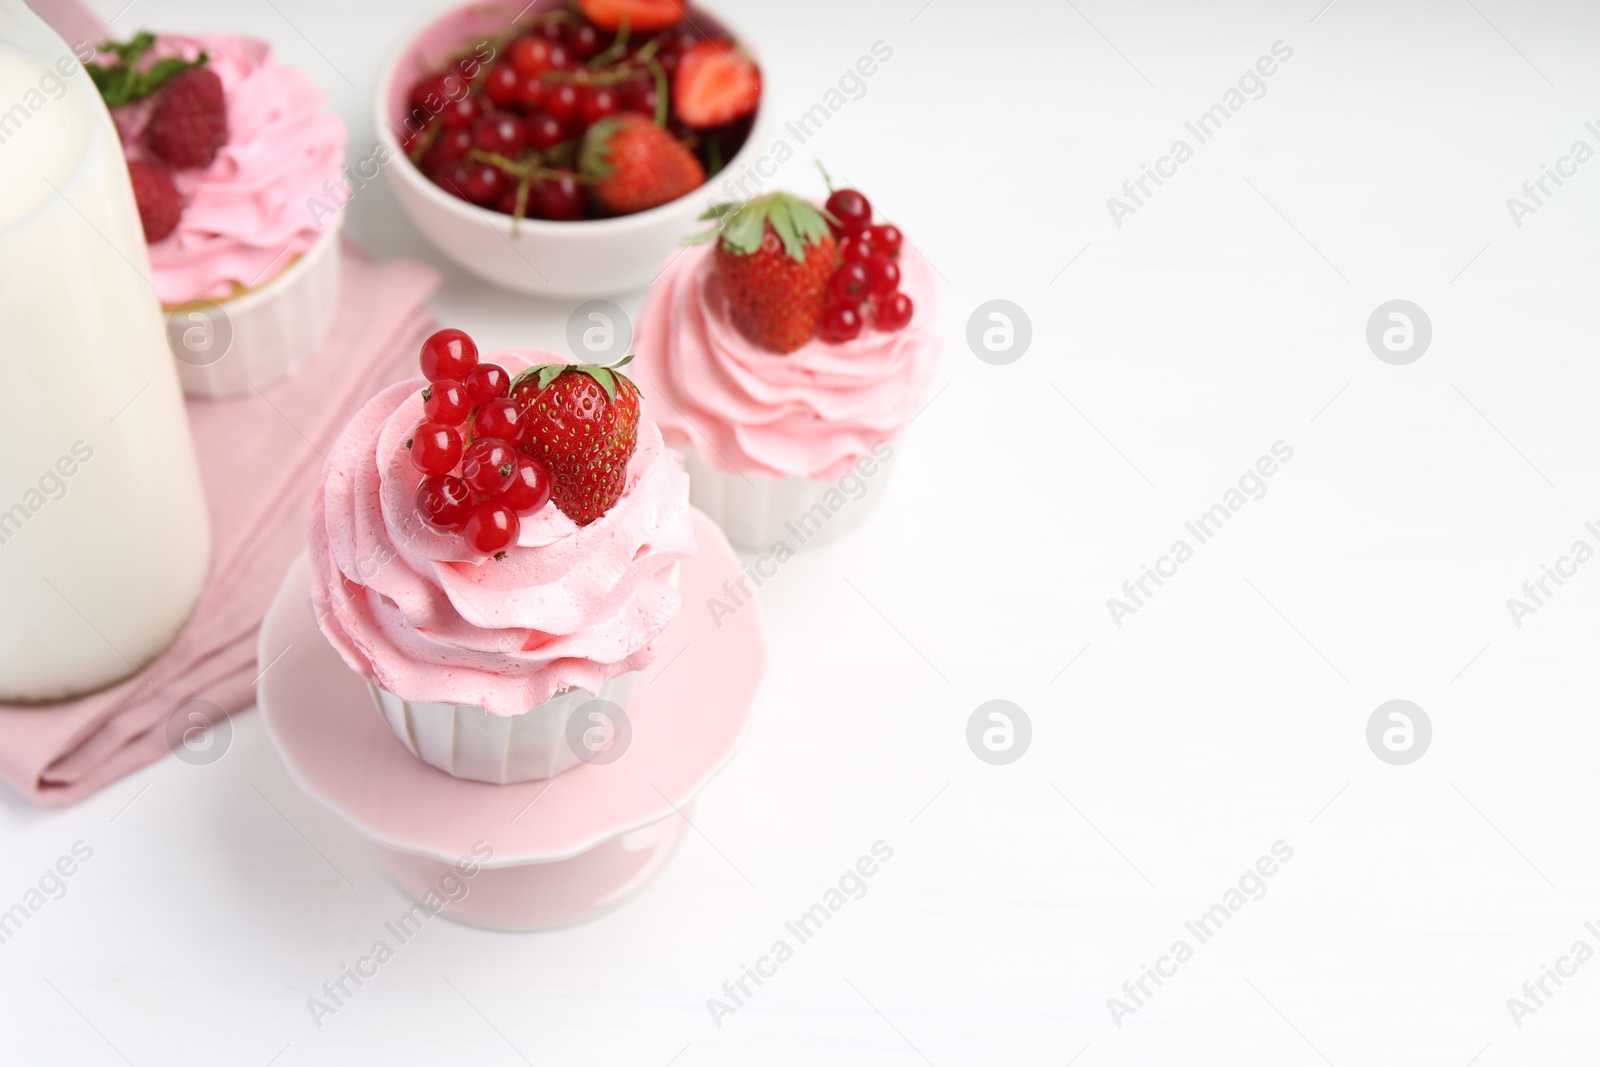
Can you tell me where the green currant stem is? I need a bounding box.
[646,54,669,127]
[588,16,630,68]
[408,121,443,165]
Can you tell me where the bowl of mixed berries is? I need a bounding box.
[375,0,763,297]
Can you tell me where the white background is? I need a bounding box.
[5,0,1600,1063]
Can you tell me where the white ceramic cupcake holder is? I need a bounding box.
[370,563,679,784]
[370,669,642,785]
[680,439,899,552]
[170,213,343,399]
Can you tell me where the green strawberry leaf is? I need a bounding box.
[767,197,800,259]
[587,366,617,401]
[509,355,638,404]
[577,116,623,182]
[685,192,836,262]
[723,203,766,254]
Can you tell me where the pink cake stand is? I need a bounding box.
[256,511,764,932]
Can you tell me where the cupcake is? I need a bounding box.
[90,32,346,397]
[631,186,939,551]
[308,328,695,784]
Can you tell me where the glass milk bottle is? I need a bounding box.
[0,2,210,701]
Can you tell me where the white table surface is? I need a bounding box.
[6,0,1600,1063]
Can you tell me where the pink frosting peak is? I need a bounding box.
[114,34,346,305]
[630,243,941,481]
[308,350,696,717]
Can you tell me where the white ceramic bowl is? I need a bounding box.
[372,1,768,298]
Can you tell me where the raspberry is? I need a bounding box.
[148,68,228,169]
[127,160,181,242]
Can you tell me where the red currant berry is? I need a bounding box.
[462,438,518,494]
[419,328,478,381]
[433,161,472,198]
[462,162,506,204]
[473,114,526,157]
[437,94,481,130]
[408,76,438,112]
[565,21,602,59]
[509,36,554,77]
[620,76,657,115]
[462,501,520,555]
[409,422,463,475]
[536,19,564,41]
[483,64,520,108]
[579,85,620,125]
[545,42,572,70]
[875,291,914,331]
[500,457,552,514]
[422,379,470,425]
[830,262,871,304]
[494,187,522,215]
[410,72,463,114]
[839,233,875,264]
[654,28,698,74]
[473,397,522,442]
[819,304,863,344]
[415,474,472,529]
[868,223,902,258]
[533,171,585,220]
[866,255,901,296]
[824,189,872,234]
[463,363,511,405]
[543,83,580,124]
[515,74,547,112]
[524,111,565,150]
[422,127,474,174]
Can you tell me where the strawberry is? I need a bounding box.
[691,192,837,354]
[580,114,705,216]
[673,41,760,129]
[148,67,228,169]
[575,0,685,32]
[509,358,641,526]
[127,160,182,242]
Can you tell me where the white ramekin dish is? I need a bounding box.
[168,213,342,398]
[369,670,642,785]
[679,442,897,553]
[372,2,767,297]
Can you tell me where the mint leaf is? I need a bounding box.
[86,33,207,108]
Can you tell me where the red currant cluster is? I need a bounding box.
[819,186,913,344]
[408,329,551,557]
[399,7,750,222]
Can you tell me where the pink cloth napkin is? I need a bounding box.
[0,248,440,805]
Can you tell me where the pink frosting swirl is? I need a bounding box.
[631,242,941,481]
[114,34,346,305]
[307,350,696,717]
